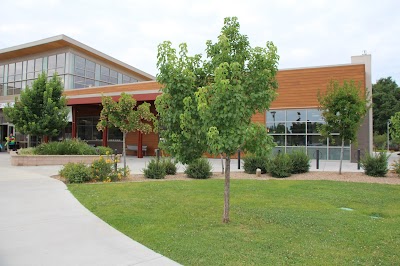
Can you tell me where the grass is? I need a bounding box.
[68,180,400,265]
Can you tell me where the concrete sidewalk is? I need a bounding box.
[0,156,181,266]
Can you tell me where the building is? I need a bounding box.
[0,35,372,160]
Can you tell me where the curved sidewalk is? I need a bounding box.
[0,161,180,265]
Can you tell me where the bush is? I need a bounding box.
[270,154,292,178]
[361,152,389,177]
[59,162,91,183]
[96,146,114,155]
[143,159,166,179]
[243,155,268,174]
[392,159,400,176]
[91,156,113,181]
[161,158,177,175]
[185,158,212,179]
[18,147,35,155]
[373,133,387,151]
[34,139,97,155]
[289,150,310,174]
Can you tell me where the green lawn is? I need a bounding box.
[68,180,400,265]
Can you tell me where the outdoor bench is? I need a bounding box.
[127,145,147,156]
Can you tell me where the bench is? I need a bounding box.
[127,145,147,156]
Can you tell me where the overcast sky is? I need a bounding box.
[1,0,399,84]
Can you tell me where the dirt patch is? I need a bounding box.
[53,171,400,185]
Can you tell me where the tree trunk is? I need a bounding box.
[43,135,49,143]
[223,156,231,223]
[220,154,225,174]
[339,138,344,175]
[123,132,127,174]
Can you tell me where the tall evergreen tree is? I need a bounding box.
[4,72,69,140]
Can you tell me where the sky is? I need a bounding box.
[1,0,399,84]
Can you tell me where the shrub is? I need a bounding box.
[143,158,166,179]
[185,158,212,179]
[91,156,113,181]
[270,154,292,178]
[34,139,97,155]
[243,155,268,174]
[373,133,386,151]
[59,162,91,183]
[160,158,177,175]
[96,146,114,155]
[18,147,35,155]
[289,150,310,174]
[361,152,389,177]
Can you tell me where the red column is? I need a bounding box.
[102,127,108,147]
[138,131,143,158]
[72,106,77,139]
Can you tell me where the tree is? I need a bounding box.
[156,17,279,223]
[97,93,155,172]
[372,77,400,135]
[318,80,368,174]
[4,72,68,141]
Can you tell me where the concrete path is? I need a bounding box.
[0,153,181,266]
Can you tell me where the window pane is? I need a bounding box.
[27,60,35,72]
[101,66,109,75]
[74,68,85,76]
[57,53,65,68]
[307,135,327,146]
[15,62,22,74]
[287,122,306,134]
[27,73,34,79]
[86,71,95,79]
[329,148,350,160]
[307,122,323,134]
[267,122,285,134]
[48,55,57,69]
[286,146,306,154]
[272,135,285,146]
[109,77,118,84]
[0,65,3,78]
[8,63,15,75]
[328,136,350,146]
[307,147,327,160]
[86,60,95,72]
[85,79,95,87]
[35,58,42,71]
[267,110,285,122]
[56,67,64,75]
[75,55,85,69]
[110,70,118,78]
[287,135,306,146]
[307,109,324,122]
[287,109,306,121]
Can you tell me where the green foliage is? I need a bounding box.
[96,146,114,155]
[160,158,177,175]
[373,133,387,150]
[17,147,35,155]
[3,72,68,137]
[243,155,268,174]
[361,152,389,177]
[143,159,166,179]
[34,139,97,155]
[372,77,400,134]
[185,158,212,179]
[59,162,91,183]
[242,123,275,158]
[91,156,114,181]
[390,112,400,144]
[288,150,310,174]
[270,154,292,178]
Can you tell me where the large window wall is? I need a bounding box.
[0,52,141,95]
[267,109,350,160]
[77,116,122,141]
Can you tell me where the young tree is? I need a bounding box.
[156,17,279,223]
[97,93,155,172]
[318,80,368,174]
[4,72,69,142]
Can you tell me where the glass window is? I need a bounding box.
[286,147,306,154]
[15,62,22,74]
[35,58,42,71]
[286,122,306,134]
[329,148,350,160]
[75,56,85,69]
[75,68,85,76]
[267,122,285,134]
[8,63,15,75]
[86,71,95,79]
[108,127,123,141]
[27,60,34,73]
[86,60,95,72]
[307,135,327,146]
[287,109,306,121]
[267,110,285,122]
[48,55,57,69]
[272,135,285,146]
[287,135,306,146]
[328,136,350,146]
[57,53,65,68]
[307,122,323,134]
[307,109,324,122]
[307,147,327,160]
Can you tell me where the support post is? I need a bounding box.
[237,149,241,169]
[155,149,160,162]
[316,149,320,170]
[72,106,77,139]
[357,149,361,170]
[114,149,118,172]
